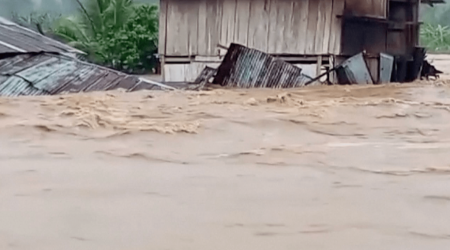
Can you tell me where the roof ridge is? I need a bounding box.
[0,17,85,55]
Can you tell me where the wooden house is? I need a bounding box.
[159,0,444,83]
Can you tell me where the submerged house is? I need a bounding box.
[159,0,444,84]
[0,17,169,97]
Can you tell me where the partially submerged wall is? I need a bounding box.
[159,0,348,58]
[159,0,424,83]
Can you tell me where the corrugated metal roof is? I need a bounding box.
[214,43,310,88]
[0,53,166,97]
[0,17,83,54]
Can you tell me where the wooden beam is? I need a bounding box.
[158,0,167,55]
[316,55,323,77]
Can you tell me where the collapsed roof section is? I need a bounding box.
[0,53,170,97]
[0,17,172,96]
[0,17,83,55]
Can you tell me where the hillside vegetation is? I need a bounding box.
[421,2,450,52]
[0,0,158,17]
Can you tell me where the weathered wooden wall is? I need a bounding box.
[344,0,387,17]
[159,0,428,84]
[160,0,388,57]
[386,0,420,56]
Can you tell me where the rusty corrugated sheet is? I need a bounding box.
[214,43,309,88]
[0,17,83,54]
[0,53,164,97]
[188,66,217,90]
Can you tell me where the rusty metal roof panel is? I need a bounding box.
[0,53,163,97]
[0,17,83,54]
[214,43,310,88]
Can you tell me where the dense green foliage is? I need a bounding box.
[420,23,450,52]
[420,3,450,52]
[0,0,158,18]
[91,5,159,72]
[11,0,159,74]
[54,0,159,73]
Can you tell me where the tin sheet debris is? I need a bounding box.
[0,53,171,97]
[213,43,310,89]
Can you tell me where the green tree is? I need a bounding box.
[52,0,159,73]
[420,23,450,52]
[420,3,450,52]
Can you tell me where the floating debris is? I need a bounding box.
[187,66,217,90]
[213,43,310,89]
[421,60,443,80]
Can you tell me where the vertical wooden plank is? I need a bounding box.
[178,2,189,55]
[166,0,189,55]
[314,0,327,54]
[305,0,319,54]
[316,55,323,77]
[165,1,176,55]
[234,0,251,46]
[219,0,237,50]
[163,64,169,82]
[267,0,277,53]
[158,0,167,55]
[165,0,177,55]
[372,0,387,18]
[413,0,419,22]
[185,63,204,82]
[321,0,334,54]
[161,56,166,81]
[206,0,220,55]
[267,0,276,53]
[159,0,167,81]
[197,0,208,55]
[292,0,309,54]
[180,64,186,83]
[188,1,199,56]
[164,64,186,82]
[215,0,223,54]
[247,0,270,51]
[329,55,337,84]
[268,0,293,54]
[328,0,345,55]
[281,0,294,54]
[413,0,420,46]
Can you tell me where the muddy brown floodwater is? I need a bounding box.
[1,79,450,250]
